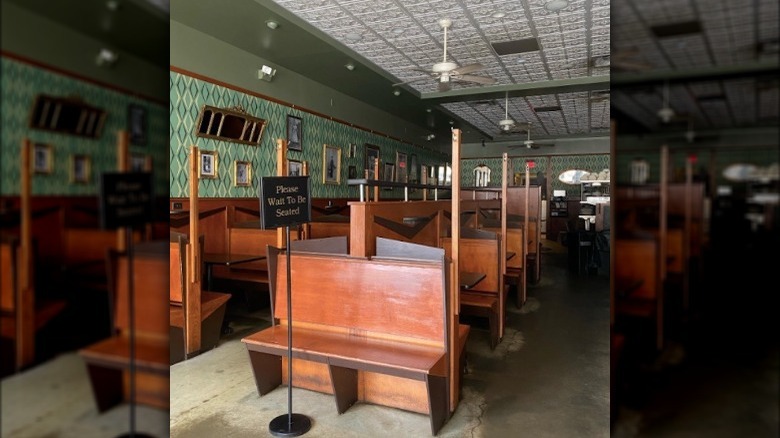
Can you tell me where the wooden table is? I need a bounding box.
[460,271,486,290]
[202,253,266,291]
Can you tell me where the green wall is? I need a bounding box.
[170,71,448,199]
[1,57,168,196]
[461,154,610,197]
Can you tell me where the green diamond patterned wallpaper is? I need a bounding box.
[1,57,168,196]
[170,71,449,199]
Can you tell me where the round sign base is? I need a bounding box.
[269,413,312,437]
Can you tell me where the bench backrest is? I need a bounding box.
[290,236,348,254]
[1,239,17,312]
[228,227,297,270]
[615,238,659,300]
[440,232,502,294]
[111,248,169,338]
[484,227,524,270]
[275,252,447,348]
[169,233,187,304]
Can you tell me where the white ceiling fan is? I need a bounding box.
[498,92,525,135]
[393,18,496,92]
[509,122,555,149]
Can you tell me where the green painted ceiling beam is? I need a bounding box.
[611,60,779,86]
[418,76,611,103]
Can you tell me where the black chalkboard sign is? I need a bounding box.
[100,172,154,230]
[259,176,311,229]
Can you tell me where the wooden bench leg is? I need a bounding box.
[488,307,499,350]
[426,374,449,436]
[328,364,358,414]
[247,350,282,395]
[85,364,123,412]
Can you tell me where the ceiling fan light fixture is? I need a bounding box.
[393,89,401,96]
[657,107,675,123]
[345,62,355,71]
[545,0,569,12]
[491,11,506,18]
[265,20,279,30]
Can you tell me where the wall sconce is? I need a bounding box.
[259,64,276,82]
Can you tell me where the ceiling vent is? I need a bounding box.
[490,38,540,56]
[533,105,561,113]
[650,20,702,38]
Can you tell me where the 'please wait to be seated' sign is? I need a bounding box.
[259,176,311,229]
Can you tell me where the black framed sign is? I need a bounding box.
[128,104,147,145]
[99,172,154,230]
[259,176,311,229]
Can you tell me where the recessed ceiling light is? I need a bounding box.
[266,20,279,30]
[345,62,355,71]
[106,0,120,11]
[491,11,506,19]
[393,89,401,96]
[517,56,526,63]
[345,32,362,43]
[391,27,404,35]
[545,0,569,12]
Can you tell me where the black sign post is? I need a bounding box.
[100,172,155,438]
[259,176,312,437]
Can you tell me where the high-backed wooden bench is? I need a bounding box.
[242,251,452,435]
[78,243,169,411]
[614,237,663,350]
[1,235,66,373]
[169,232,230,364]
[441,228,505,349]
[61,227,141,290]
[485,226,525,307]
[307,214,350,245]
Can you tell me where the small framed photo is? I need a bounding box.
[395,151,408,183]
[128,104,147,146]
[364,144,380,179]
[322,144,341,185]
[130,153,152,172]
[288,159,303,176]
[32,143,53,174]
[199,150,218,179]
[383,162,395,190]
[348,165,357,179]
[70,154,91,183]
[409,154,419,183]
[234,160,252,187]
[347,143,357,158]
[287,115,302,152]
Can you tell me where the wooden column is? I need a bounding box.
[17,139,34,370]
[186,145,202,355]
[498,153,508,337]
[301,159,311,239]
[657,145,668,351]
[449,128,461,413]
[117,130,129,251]
[683,155,693,313]
[373,158,380,202]
[609,119,616,329]
[276,139,287,247]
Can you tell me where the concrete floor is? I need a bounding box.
[169,242,612,437]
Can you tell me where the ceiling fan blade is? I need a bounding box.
[438,81,452,92]
[454,74,496,85]
[452,63,485,75]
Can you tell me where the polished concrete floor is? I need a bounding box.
[168,241,612,437]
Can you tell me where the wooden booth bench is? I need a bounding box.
[169,232,230,364]
[242,251,453,435]
[78,241,169,412]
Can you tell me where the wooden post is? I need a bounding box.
[117,131,129,251]
[17,139,34,370]
[683,155,693,313]
[276,139,287,247]
[373,158,380,202]
[658,145,668,351]
[450,129,461,413]
[498,153,508,337]
[187,145,202,355]
[609,120,616,329]
[301,159,311,240]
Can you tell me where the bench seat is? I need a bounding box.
[243,324,448,435]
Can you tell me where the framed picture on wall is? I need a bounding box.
[409,154,418,183]
[420,164,428,184]
[32,143,53,174]
[364,144,380,179]
[128,104,147,146]
[322,144,341,184]
[383,162,395,190]
[199,150,218,179]
[348,165,357,179]
[130,153,152,172]
[70,154,91,183]
[234,160,252,187]
[287,115,302,151]
[395,151,408,183]
[288,159,303,176]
